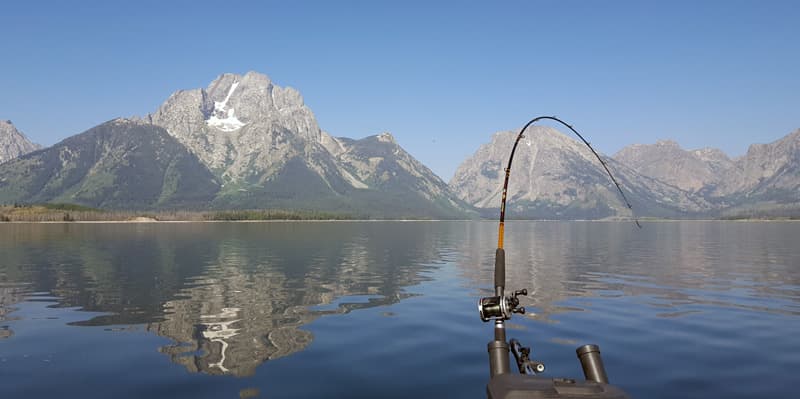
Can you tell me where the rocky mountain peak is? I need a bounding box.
[149,72,323,179]
[0,120,41,164]
[203,71,318,139]
[654,139,680,147]
[451,126,627,211]
[140,71,470,217]
[776,128,800,150]
[376,132,395,143]
[691,147,729,160]
[614,138,735,194]
[739,130,799,168]
[728,128,800,198]
[110,117,149,127]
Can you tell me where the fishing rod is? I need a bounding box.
[478,116,634,399]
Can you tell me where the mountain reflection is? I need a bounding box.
[455,221,800,320]
[0,222,443,376]
[146,260,314,376]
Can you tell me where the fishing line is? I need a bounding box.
[497,116,640,249]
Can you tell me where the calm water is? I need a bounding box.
[0,221,798,398]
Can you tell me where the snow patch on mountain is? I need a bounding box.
[206,81,246,131]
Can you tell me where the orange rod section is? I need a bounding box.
[497,222,505,249]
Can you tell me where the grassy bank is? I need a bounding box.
[3,203,798,222]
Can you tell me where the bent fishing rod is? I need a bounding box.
[496,116,639,250]
[478,115,639,383]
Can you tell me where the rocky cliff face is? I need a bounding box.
[450,127,711,219]
[614,140,736,195]
[725,129,800,206]
[0,120,40,164]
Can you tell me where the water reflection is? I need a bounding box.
[2,221,799,399]
[0,285,25,339]
[455,221,800,320]
[0,222,446,376]
[147,260,315,376]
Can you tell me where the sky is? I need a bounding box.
[1,0,798,180]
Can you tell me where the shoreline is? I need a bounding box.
[0,219,470,224]
[2,218,797,224]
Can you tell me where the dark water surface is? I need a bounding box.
[0,221,798,398]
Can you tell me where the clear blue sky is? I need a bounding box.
[1,0,798,180]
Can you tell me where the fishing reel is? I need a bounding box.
[478,288,528,322]
[479,286,548,376]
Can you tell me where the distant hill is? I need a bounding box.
[0,119,219,209]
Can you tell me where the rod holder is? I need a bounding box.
[488,339,510,377]
[576,344,609,384]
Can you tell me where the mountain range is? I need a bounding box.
[451,127,799,219]
[450,127,715,219]
[612,131,800,217]
[1,71,797,219]
[0,72,470,218]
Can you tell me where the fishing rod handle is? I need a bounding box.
[494,248,505,295]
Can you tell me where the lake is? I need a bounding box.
[1,221,798,398]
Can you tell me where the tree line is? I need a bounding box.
[0,203,361,222]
